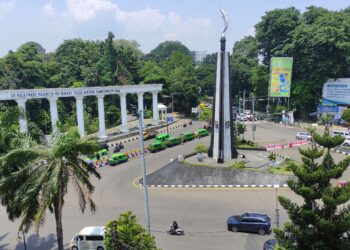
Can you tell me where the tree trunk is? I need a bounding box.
[54,183,64,250]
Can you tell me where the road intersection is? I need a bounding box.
[0,121,347,250]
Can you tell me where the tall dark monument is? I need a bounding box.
[208,9,238,163]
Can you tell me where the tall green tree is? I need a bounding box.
[147,41,190,62]
[283,7,350,115]
[195,54,216,96]
[275,131,350,249]
[0,127,100,250]
[114,40,142,85]
[54,38,101,87]
[139,61,166,84]
[255,7,301,65]
[164,51,199,114]
[97,32,118,85]
[231,36,261,96]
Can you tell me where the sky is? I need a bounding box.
[0,0,349,57]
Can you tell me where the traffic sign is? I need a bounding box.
[167,117,174,123]
[191,108,198,113]
[319,106,339,113]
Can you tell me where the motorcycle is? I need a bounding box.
[167,226,184,236]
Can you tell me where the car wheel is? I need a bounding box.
[258,228,266,235]
[231,226,238,232]
[71,247,78,250]
[97,247,104,250]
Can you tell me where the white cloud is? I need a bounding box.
[38,0,214,51]
[0,0,16,17]
[65,0,117,21]
[115,6,166,32]
[41,2,56,16]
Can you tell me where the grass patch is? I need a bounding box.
[228,161,247,170]
[267,158,296,175]
[268,165,293,175]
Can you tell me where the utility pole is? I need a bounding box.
[243,89,246,115]
[274,184,280,228]
[238,97,241,115]
[171,93,174,113]
[252,93,255,143]
[137,110,151,232]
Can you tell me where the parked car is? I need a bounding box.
[263,239,277,250]
[164,137,181,147]
[332,130,350,139]
[99,143,109,150]
[296,132,311,141]
[84,149,108,164]
[238,114,248,121]
[148,141,166,153]
[197,128,209,137]
[341,139,350,147]
[70,226,105,250]
[155,133,170,142]
[143,130,158,140]
[227,212,271,235]
[181,132,196,142]
[108,153,128,166]
[94,149,108,159]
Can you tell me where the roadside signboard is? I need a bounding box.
[269,57,293,97]
[191,107,198,113]
[319,106,339,113]
[167,117,174,123]
[322,78,350,105]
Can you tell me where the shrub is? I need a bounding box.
[195,143,208,153]
[229,161,246,169]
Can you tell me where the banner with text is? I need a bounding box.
[269,57,293,97]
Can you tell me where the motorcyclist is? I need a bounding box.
[171,221,178,231]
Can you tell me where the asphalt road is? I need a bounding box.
[0,122,329,250]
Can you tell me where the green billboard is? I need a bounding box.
[269,57,293,97]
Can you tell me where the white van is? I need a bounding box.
[332,130,350,140]
[342,139,350,147]
[70,226,105,250]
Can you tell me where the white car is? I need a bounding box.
[237,114,247,121]
[332,130,350,140]
[296,132,311,141]
[342,139,350,147]
[70,226,105,250]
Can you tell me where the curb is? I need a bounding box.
[266,149,290,160]
[137,183,289,189]
[133,177,288,189]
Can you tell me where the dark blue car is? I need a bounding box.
[227,213,271,235]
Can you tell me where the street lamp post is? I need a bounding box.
[137,110,151,232]
[171,93,178,114]
[274,184,280,228]
[252,92,255,143]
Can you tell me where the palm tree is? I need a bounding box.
[0,127,100,250]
